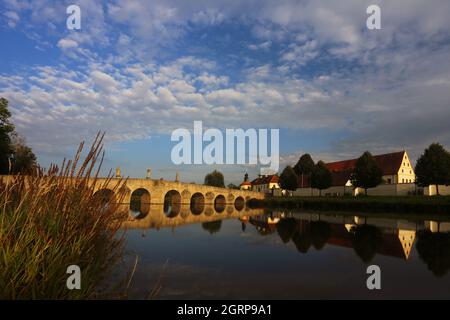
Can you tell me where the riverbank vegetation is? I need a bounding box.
[250,195,450,215]
[0,133,128,299]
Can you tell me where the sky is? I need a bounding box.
[1,0,450,185]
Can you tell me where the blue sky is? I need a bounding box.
[1,0,450,184]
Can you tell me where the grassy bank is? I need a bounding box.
[0,134,128,299]
[250,195,450,215]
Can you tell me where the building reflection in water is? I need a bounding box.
[247,211,450,277]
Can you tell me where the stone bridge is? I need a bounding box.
[0,175,264,220]
[92,177,264,207]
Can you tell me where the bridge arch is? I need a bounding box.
[129,188,150,219]
[164,190,181,218]
[93,188,116,204]
[234,196,245,211]
[190,192,205,215]
[214,194,226,213]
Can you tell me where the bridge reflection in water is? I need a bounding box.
[120,199,264,230]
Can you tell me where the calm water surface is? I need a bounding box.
[117,203,450,299]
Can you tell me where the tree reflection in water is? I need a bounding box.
[310,221,331,250]
[350,224,383,264]
[416,230,450,277]
[292,230,312,253]
[276,218,297,243]
[202,220,222,235]
[276,218,331,253]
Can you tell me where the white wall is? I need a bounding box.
[424,185,450,196]
[292,188,320,196]
[274,183,418,197]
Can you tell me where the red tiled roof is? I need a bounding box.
[240,181,251,186]
[326,151,405,176]
[251,174,279,185]
[330,169,353,186]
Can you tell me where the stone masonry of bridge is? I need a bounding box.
[93,177,264,204]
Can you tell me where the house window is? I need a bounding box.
[402,179,405,183]
[402,169,404,173]
[387,178,392,184]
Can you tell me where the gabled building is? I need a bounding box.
[239,173,280,193]
[325,150,416,187]
[251,174,280,193]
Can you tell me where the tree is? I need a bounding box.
[415,143,450,195]
[310,161,332,196]
[227,183,239,189]
[0,98,15,174]
[279,166,298,191]
[294,153,315,187]
[10,134,37,174]
[204,170,225,188]
[351,151,383,195]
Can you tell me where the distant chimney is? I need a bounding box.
[175,172,180,182]
[146,168,152,179]
[115,166,121,178]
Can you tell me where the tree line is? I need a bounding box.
[279,144,450,196]
[0,98,37,174]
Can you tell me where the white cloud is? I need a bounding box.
[4,10,20,27]
[248,41,272,51]
[280,40,318,66]
[90,70,119,92]
[2,0,450,170]
[57,38,78,49]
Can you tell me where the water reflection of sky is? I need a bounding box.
[120,209,450,299]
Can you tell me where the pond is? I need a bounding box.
[117,203,450,299]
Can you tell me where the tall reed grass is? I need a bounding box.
[0,133,128,299]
